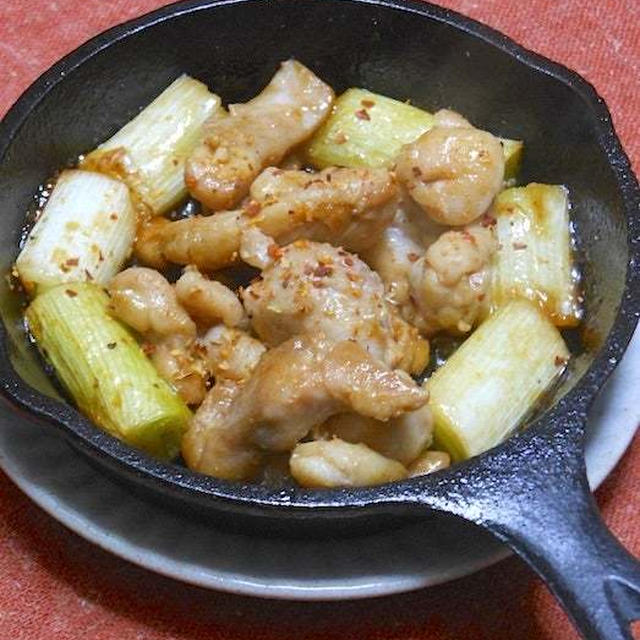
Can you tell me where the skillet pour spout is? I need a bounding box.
[0,0,640,638]
[383,409,640,640]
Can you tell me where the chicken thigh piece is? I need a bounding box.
[396,118,505,226]
[149,334,208,406]
[108,267,196,337]
[181,326,267,479]
[363,189,496,338]
[245,166,397,252]
[185,60,334,210]
[175,266,247,329]
[242,240,429,374]
[134,166,397,271]
[407,224,496,336]
[182,333,428,480]
[181,379,258,480]
[200,324,266,383]
[136,209,243,272]
[361,193,444,308]
[314,403,433,466]
[108,267,207,404]
[290,439,408,488]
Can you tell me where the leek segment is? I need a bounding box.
[82,75,221,215]
[427,299,569,461]
[304,88,522,180]
[305,88,435,169]
[488,183,580,326]
[26,283,191,460]
[15,170,136,296]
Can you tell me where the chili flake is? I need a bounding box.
[461,230,477,245]
[268,244,283,260]
[142,342,156,356]
[480,214,496,227]
[334,131,348,144]
[313,264,333,278]
[244,200,262,217]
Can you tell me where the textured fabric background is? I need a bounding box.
[0,1,638,638]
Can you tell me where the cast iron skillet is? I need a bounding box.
[0,0,639,637]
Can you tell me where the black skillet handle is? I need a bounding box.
[485,465,640,640]
[409,415,640,640]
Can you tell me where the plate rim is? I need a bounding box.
[1,328,637,601]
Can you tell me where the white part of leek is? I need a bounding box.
[25,283,191,460]
[489,183,580,326]
[82,75,221,215]
[427,299,569,461]
[15,170,136,296]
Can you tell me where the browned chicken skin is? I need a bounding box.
[242,240,429,374]
[245,166,397,252]
[107,267,207,404]
[175,266,247,329]
[134,166,398,271]
[182,333,428,480]
[185,60,334,210]
[108,267,196,338]
[314,403,433,466]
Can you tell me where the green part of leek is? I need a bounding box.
[26,283,191,460]
[427,299,569,461]
[501,139,524,184]
[305,88,435,169]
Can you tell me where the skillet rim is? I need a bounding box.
[0,0,638,512]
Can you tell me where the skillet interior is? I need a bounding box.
[0,0,635,533]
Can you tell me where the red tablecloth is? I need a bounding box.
[1,1,638,638]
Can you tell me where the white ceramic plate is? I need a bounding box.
[0,329,638,600]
